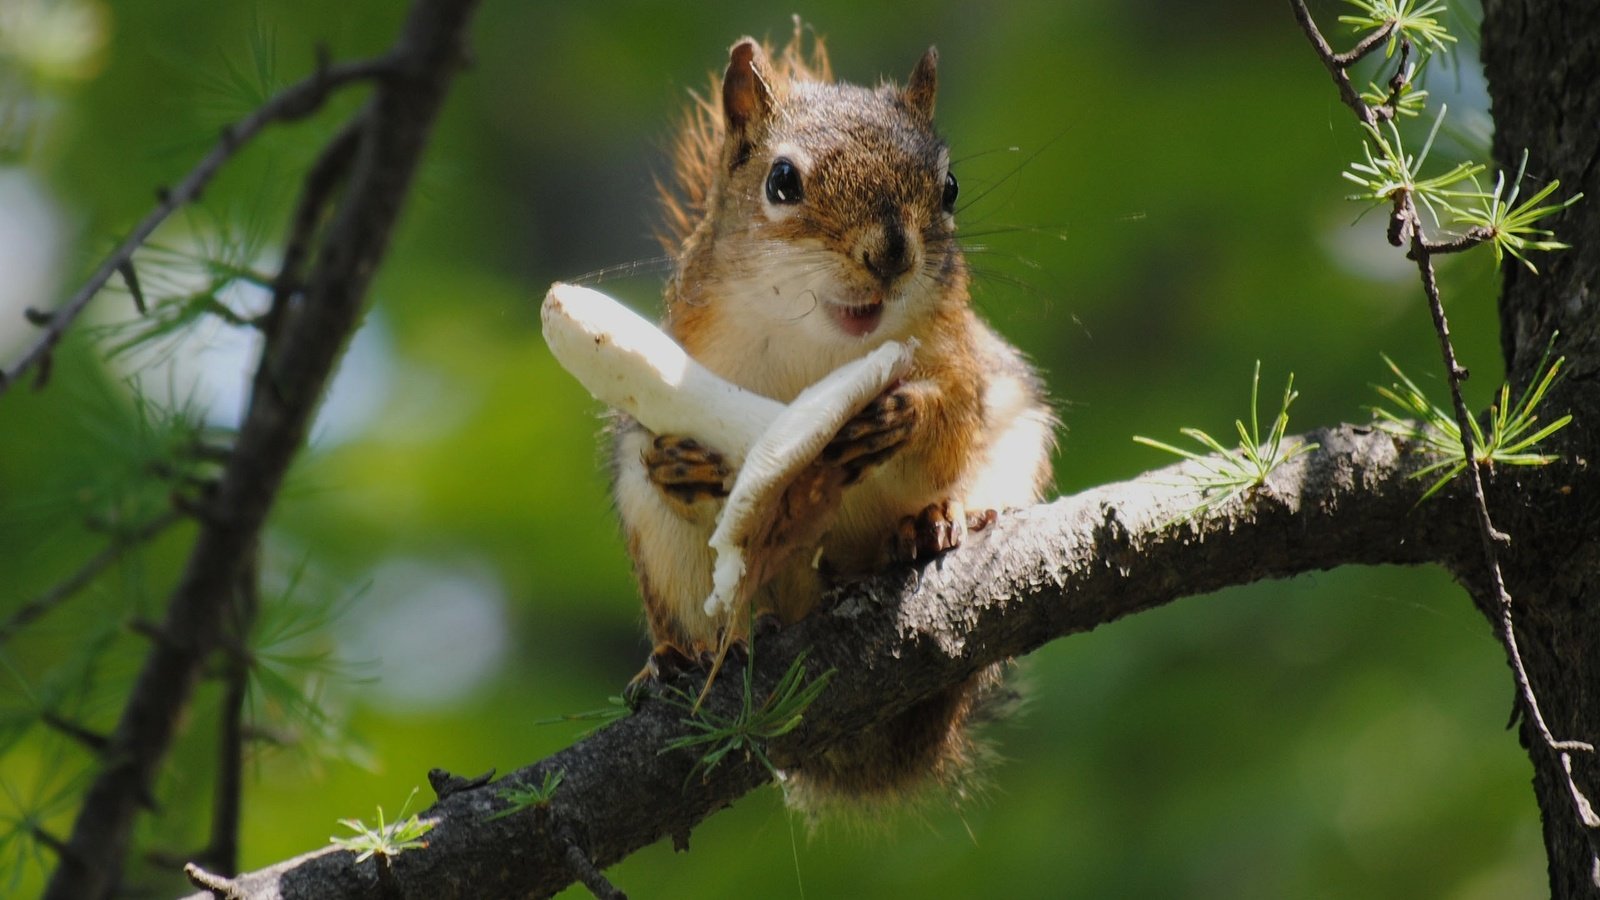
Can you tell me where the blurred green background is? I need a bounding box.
[0,1,1541,897]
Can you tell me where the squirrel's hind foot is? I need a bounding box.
[893,500,997,562]
[623,615,782,703]
[624,642,699,705]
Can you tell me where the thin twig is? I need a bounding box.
[0,55,395,398]
[32,827,71,860]
[1415,226,1494,256]
[1563,754,1600,828]
[184,862,246,900]
[1289,0,1391,127]
[0,509,186,645]
[559,826,629,900]
[1376,39,1414,120]
[1404,197,1566,738]
[206,550,260,876]
[40,712,110,754]
[1407,188,1600,866]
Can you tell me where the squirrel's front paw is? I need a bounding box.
[820,383,919,484]
[645,434,731,511]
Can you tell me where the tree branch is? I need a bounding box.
[41,3,481,898]
[0,508,186,645]
[183,423,1592,900]
[0,53,394,397]
[1289,0,1393,127]
[204,549,261,877]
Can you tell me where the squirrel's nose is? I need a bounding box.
[861,221,913,284]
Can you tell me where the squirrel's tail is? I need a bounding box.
[780,661,1016,820]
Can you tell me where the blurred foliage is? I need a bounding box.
[0,0,1543,898]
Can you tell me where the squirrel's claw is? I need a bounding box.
[967,506,998,533]
[623,641,701,705]
[893,498,969,562]
[623,614,788,705]
[752,611,784,639]
[716,614,781,665]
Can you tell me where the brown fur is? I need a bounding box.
[656,19,831,255]
[615,22,1057,815]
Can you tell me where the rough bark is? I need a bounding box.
[1481,0,1600,894]
[180,425,1598,899]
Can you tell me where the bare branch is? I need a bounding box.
[560,826,628,900]
[1403,191,1599,863]
[264,116,365,339]
[1415,225,1495,257]
[185,863,246,900]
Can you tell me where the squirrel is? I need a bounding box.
[610,24,1056,812]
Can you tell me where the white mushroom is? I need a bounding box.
[541,282,783,467]
[541,281,913,620]
[705,340,912,617]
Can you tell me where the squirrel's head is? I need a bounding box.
[672,36,964,354]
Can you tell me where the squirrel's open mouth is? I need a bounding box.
[828,300,884,337]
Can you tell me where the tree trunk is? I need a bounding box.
[1480,0,1600,894]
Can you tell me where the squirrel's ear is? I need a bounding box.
[905,46,938,119]
[722,38,774,137]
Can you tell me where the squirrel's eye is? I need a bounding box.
[766,158,804,205]
[941,171,959,214]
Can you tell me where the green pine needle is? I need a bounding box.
[1359,78,1429,117]
[1338,0,1456,57]
[1134,362,1319,520]
[93,206,273,363]
[185,17,282,126]
[247,568,376,771]
[535,695,632,737]
[0,755,90,892]
[1343,105,1483,224]
[330,787,434,863]
[1371,343,1573,502]
[1450,149,1584,273]
[488,770,565,821]
[660,650,835,781]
